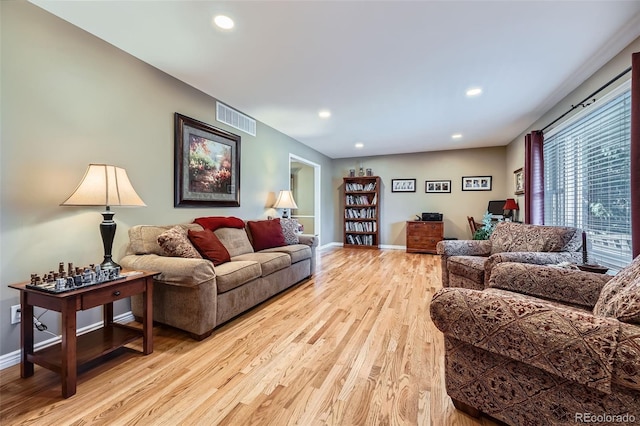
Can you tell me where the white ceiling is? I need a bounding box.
[30,0,640,159]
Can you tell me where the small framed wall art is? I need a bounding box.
[514,168,524,195]
[462,176,492,191]
[391,179,416,192]
[425,180,451,193]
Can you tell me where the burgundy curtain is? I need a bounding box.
[524,130,544,224]
[631,52,640,258]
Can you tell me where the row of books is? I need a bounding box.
[345,221,377,232]
[345,182,377,192]
[345,194,376,206]
[345,207,376,219]
[345,234,376,246]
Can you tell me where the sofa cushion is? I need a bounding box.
[194,216,245,231]
[129,223,203,255]
[594,255,640,324]
[489,222,581,255]
[447,256,486,284]
[279,218,300,245]
[247,219,287,251]
[157,226,202,259]
[187,229,231,266]
[260,244,311,264]
[214,261,262,293]
[214,227,254,257]
[232,252,291,277]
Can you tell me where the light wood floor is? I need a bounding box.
[1,248,498,425]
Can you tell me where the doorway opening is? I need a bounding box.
[289,154,321,244]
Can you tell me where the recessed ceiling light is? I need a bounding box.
[355,142,364,149]
[318,110,331,119]
[451,134,463,139]
[213,15,234,30]
[466,87,483,97]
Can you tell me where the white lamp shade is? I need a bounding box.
[273,190,298,210]
[61,164,146,207]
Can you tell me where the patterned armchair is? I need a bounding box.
[437,222,582,290]
[430,257,640,425]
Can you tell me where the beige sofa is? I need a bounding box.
[120,222,317,340]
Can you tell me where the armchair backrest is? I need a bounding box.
[594,254,640,324]
[489,222,582,255]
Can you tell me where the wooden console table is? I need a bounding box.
[8,270,156,398]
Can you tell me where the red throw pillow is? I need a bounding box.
[187,229,231,266]
[247,219,286,251]
[193,216,245,231]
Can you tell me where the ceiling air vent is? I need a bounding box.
[216,102,256,136]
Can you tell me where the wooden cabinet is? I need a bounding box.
[343,176,380,249]
[406,221,444,254]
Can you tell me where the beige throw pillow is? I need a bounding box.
[157,226,202,259]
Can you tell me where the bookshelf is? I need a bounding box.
[343,176,380,249]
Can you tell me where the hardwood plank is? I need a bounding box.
[0,248,498,425]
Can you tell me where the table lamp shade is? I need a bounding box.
[503,198,519,211]
[61,164,145,269]
[61,164,146,207]
[273,190,298,210]
[273,190,298,219]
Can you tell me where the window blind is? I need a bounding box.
[544,88,631,272]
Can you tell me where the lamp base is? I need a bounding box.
[100,258,121,270]
[100,208,120,270]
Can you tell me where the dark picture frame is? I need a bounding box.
[425,180,451,193]
[391,179,416,192]
[174,113,241,207]
[514,168,525,195]
[462,176,492,191]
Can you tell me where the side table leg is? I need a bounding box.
[60,297,77,398]
[20,293,34,378]
[142,277,153,355]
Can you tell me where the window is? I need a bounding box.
[544,85,631,272]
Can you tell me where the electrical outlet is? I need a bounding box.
[11,305,21,325]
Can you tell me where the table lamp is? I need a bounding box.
[503,198,519,222]
[273,190,298,218]
[61,164,146,269]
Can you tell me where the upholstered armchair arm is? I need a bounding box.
[436,240,492,256]
[120,254,216,288]
[484,251,582,283]
[430,287,620,394]
[488,262,612,308]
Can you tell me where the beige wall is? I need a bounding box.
[505,36,640,221]
[0,1,334,355]
[333,146,507,245]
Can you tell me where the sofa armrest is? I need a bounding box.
[436,240,491,256]
[298,234,317,247]
[430,287,620,394]
[120,254,216,288]
[488,262,612,308]
[297,234,318,274]
[483,251,582,283]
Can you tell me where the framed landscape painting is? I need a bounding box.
[174,113,241,207]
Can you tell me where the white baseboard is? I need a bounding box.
[319,242,406,251]
[0,311,135,371]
